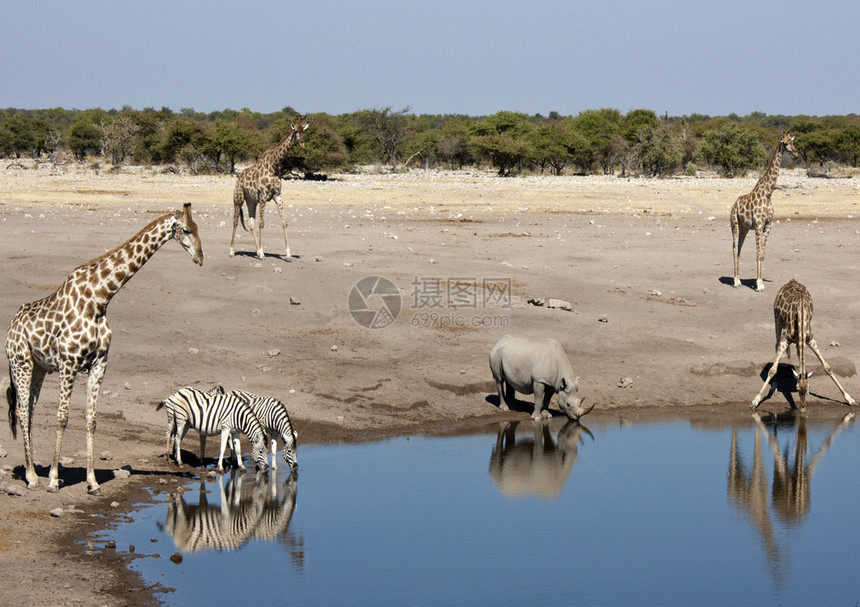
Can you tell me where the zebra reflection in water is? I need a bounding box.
[489,419,592,499]
[160,469,299,559]
[728,411,854,583]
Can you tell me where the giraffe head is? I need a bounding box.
[793,367,814,411]
[781,132,799,158]
[290,116,310,149]
[172,203,204,266]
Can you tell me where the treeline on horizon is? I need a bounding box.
[1,105,858,178]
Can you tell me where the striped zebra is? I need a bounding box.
[156,386,269,472]
[228,389,298,470]
[161,472,264,553]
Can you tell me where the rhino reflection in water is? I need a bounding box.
[161,469,299,557]
[489,420,592,499]
[728,411,854,580]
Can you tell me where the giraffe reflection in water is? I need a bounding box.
[160,469,301,565]
[489,419,592,499]
[728,411,854,579]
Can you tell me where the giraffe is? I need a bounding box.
[230,117,309,259]
[730,131,799,292]
[5,204,203,494]
[750,279,856,412]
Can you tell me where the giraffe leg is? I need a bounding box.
[273,195,291,258]
[751,340,789,409]
[229,198,243,257]
[83,360,106,495]
[244,200,264,259]
[48,365,77,493]
[807,337,857,406]
[12,363,43,490]
[731,212,747,288]
[754,223,770,292]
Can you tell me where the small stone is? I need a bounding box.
[315,256,321,262]
[7,484,25,497]
[0,448,7,458]
[649,289,662,297]
[58,456,73,467]
[546,298,572,311]
[288,389,296,395]
[170,552,183,564]
[113,468,131,479]
[99,451,112,461]
[598,315,608,323]
[110,501,120,508]
[188,347,199,355]
[289,297,300,305]
[105,540,116,549]
[617,377,634,389]
[331,345,338,352]
[50,508,64,517]
[123,382,132,391]
[273,267,282,274]
[527,298,545,307]
[267,349,281,357]
[831,341,840,347]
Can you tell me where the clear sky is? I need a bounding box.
[2,0,857,117]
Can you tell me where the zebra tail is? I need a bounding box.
[6,366,17,440]
[156,400,166,411]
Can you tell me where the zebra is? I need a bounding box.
[160,471,265,553]
[156,386,269,472]
[227,389,298,471]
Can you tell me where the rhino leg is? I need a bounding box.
[495,379,510,411]
[532,383,548,420]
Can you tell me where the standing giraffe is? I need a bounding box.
[5,204,203,494]
[750,279,855,412]
[730,131,799,292]
[230,117,309,259]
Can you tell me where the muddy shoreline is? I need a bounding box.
[0,165,858,606]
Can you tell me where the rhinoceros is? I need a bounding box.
[489,335,594,420]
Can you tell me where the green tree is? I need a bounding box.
[697,123,767,176]
[470,111,533,176]
[571,108,622,174]
[635,123,684,176]
[210,119,258,173]
[68,113,104,160]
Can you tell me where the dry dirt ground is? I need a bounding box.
[0,162,858,605]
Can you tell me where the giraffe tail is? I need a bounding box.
[6,367,17,440]
[238,207,248,232]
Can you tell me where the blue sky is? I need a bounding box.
[2,0,857,117]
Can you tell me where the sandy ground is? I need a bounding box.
[0,162,858,605]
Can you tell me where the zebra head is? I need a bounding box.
[251,438,269,472]
[283,430,298,471]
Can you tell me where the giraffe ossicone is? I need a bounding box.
[5,204,203,494]
[730,132,799,292]
[230,117,310,259]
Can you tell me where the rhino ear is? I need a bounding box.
[560,377,568,391]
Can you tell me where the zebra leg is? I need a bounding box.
[218,429,231,472]
[270,434,278,470]
[175,422,189,465]
[231,433,243,469]
[198,433,207,467]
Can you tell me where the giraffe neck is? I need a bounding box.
[753,141,785,198]
[69,213,176,312]
[259,129,298,175]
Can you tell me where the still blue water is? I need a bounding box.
[101,413,860,606]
